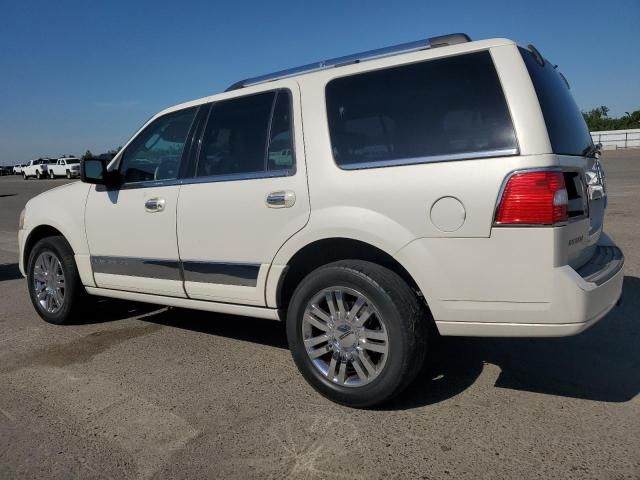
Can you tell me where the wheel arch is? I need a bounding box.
[23,225,67,268]
[271,237,427,312]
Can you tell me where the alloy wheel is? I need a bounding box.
[32,251,66,314]
[302,287,389,387]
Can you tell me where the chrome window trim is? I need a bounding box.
[339,148,519,171]
[116,168,294,190]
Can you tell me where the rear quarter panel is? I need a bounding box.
[269,43,565,309]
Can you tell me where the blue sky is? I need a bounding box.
[0,0,638,164]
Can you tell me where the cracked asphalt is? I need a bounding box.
[0,150,638,479]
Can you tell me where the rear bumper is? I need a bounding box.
[401,234,624,337]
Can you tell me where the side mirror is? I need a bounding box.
[80,158,122,186]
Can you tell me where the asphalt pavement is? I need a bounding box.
[0,151,638,479]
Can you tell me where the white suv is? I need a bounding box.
[18,34,624,407]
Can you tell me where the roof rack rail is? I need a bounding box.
[225,33,471,91]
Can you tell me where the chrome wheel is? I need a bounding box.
[33,251,66,314]
[302,287,389,387]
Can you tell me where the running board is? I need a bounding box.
[85,287,281,321]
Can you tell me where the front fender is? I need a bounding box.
[21,182,93,285]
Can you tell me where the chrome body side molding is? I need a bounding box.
[90,256,261,286]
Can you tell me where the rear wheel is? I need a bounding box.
[36,170,41,179]
[23,172,28,180]
[27,236,87,325]
[49,170,55,179]
[286,260,428,408]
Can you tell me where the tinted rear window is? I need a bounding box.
[326,51,518,169]
[519,47,593,156]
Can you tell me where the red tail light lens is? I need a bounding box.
[495,171,568,225]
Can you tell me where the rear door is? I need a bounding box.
[176,83,309,306]
[519,47,606,267]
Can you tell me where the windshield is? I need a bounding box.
[519,47,593,157]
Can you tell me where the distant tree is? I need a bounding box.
[583,106,640,131]
[81,150,93,161]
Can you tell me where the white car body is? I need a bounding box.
[18,36,623,338]
[48,158,81,178]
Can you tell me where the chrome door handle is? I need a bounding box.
[266,191,296,208]
[145,197,166,212]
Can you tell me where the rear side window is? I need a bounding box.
[326,51,517,169]
[196,89,295,178]
[519,47,593,157]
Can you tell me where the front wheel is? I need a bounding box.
[23,172,28,180]
[35,170,41,179]
[27,236,87,324]
[286,260,428,408]
[66,170,71,179]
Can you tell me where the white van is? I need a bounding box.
[18,34,623,407]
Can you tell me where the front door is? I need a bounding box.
[85,106,198,297]
[177,84,309,306]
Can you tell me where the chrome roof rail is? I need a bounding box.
[225,33,471,91]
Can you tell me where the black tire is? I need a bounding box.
[23,173,28,180]
[27,236,87,325]
[36,170,41,179]
[66,170,71,179]
[286,260,428,408]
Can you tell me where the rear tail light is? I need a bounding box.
[495,170,568,225]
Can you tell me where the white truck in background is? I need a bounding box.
[22,159,54,180]
[48,157,81,179]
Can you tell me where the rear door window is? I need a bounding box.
[325,51,518,169]
[195,89,295,178]
[519,47,593,157]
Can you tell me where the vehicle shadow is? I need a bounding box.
[140,307,288,349]
[0,263,22,282]
[386,275,640,410]
[87,276,638,409]
[68,298,163,325]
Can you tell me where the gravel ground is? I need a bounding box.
[0,151,638,479]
